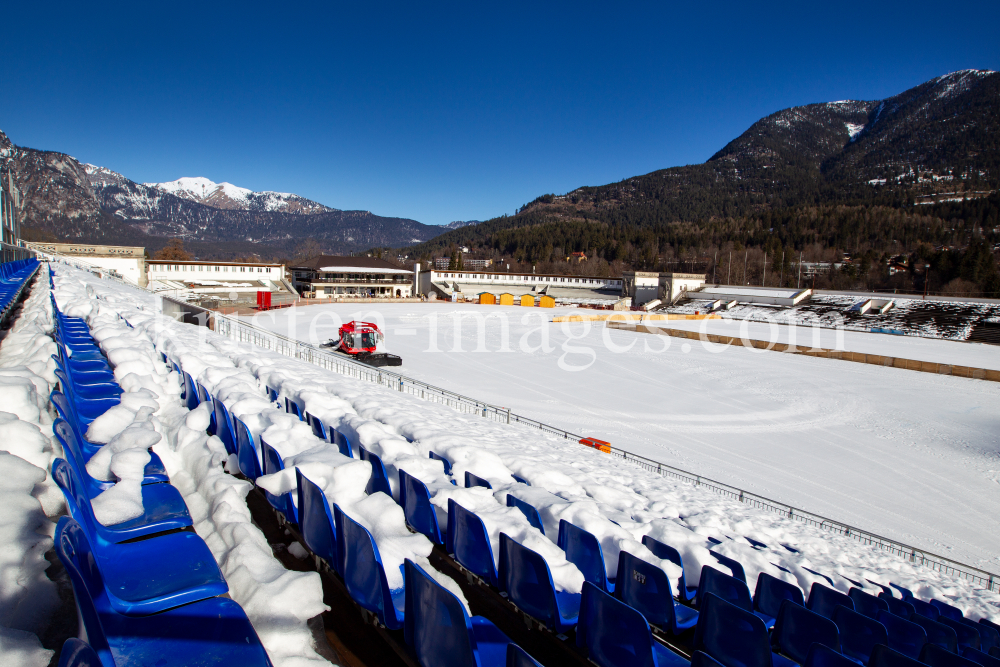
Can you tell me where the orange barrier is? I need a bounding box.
[579,437,611,453]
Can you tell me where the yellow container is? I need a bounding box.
[539,295,555,308]
[479,293,496,305]
[499,293,515,306]
[519,294,535,307]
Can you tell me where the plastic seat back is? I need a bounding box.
[615,549,683,631]
[870,644,926,667]
[878,609,928,659]
[333,428,354,458]
[429,451,452,475]
[880,592,915,619]
[577,581,663,667]
[183,371,200,410]
[693,593,773,667]
[709,551,746,583]
[911,613,960,652]
[771,598,840,664]
[939,617,982,650]
[976,622,1000,652]
[334,504,402,629]
[54,518,114,665]
[921,643,980,667]
[448,499,498,587]
[196,383,216,435]
[891,584,914,601]
[213,398,237,455]
[465,471,492,489]
[642,535,694,601]
[912,598,941,620]
[266,386,278,402]
[285,397,303,420]
[305,411,328,440]
[399,469,444,545]
[962,646,1000,667]
[558,520,610,592]
[58,638,103,667]
[235,418,262,480]
[808,582,855,619]
[507,644,543,667]
[753,572,804,620]
[696,566,752,611]
[296,470,338,572]
[358,445,392,497]
[403,558,482,667]
[260,439,297,524]
[833,604,888,665]
[498,533,561,631]
[506,495,544,534]
[850,587,889,619]
[931,600,964,622]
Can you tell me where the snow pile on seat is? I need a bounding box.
[57,263,1000,622]
[50,267,334,667]
[0,266,63,667]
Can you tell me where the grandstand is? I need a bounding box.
[1,257,997,667]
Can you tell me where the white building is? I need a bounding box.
[621,271,706,306]
[28,242,147,286]
[415,266,623,303]
[290,256,414,299]
[146,259,292,303]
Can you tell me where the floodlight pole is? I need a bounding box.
[762,252,767,286]
[797,252,802,289]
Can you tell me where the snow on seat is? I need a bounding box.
[334,503,406,629]
[558,519,615,594]
[358,444,393,496]
[448,498,500,587]
[260,438,298,525]
[400,468,447,545]
[771,599,841,665]
[642,536,699,604]
[614,549,698,637]
[235,416,263,480]
[499,533,580,633]
[296,469,340,574]
[506,495,545,534]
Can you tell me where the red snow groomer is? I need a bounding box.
[320,320,402,367]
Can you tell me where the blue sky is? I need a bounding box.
[2,1,997,226]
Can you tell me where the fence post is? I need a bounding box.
[507,408,511,424]
[738,491,744,502]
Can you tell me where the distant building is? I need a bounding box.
[434,257,451,269]
[621,271,705,306]
[414,266,622,304]
[28,242,147,286]
[146,259,291,303]
[464,258,492,270]
[569,252,588,262]
[291,255,413,299]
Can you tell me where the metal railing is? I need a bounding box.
[44,259,1000,592]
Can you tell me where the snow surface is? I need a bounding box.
[242,303,1000,577]
[147,176,253,205]
[845,123,865,141]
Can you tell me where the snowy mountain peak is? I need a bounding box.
[138,176,338,214]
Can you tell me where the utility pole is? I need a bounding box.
[923,264,930,299]
[712,251,717,283]
[797,251,802,289]
[727,252,731,285]
[744,250,748,285]
[762,252,767,287]
[779,250,784,287]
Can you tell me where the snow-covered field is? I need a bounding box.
[242,303,1000,571]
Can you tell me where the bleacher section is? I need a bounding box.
[0,257,39,324]
[47,263,1000,667]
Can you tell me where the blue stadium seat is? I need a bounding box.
[921,643,980,667]
[506,644,544,667]
[448,499,499,587]
[770,598,840,665]
[962,646,1000,667]
[55,517,227,617]
[877,609,927,659]
[849,588,889,619]
[506,495,545,534]
[691,651,726,667]
[912,598,941,620]
[466,471,493,489]
[182,371,200,410]
[869,644,925,667]
[235,417,262,481]
[558,520,614,594]
[296,470,339,574]
[498,533,580,633]
[306,411,329,440]
[807,583,854,620]
[212,394,238,455]
[399,469,445,545]
[832,604,888,665]
[358,445,393,497]
[753,573,804,629]
[614,550,698,636]
[196,382,216,435]
[260,439,299,525]
[266,385,279,402]
[511,475,529,486]
[693,594,795,667]
[939,617,982,650]
[429,451,453,475]
[577,582,688,667]
[58,638,102,667]
[709,551,746,583]
[642,536,697,603]
[403,558,511,667]
[910,613,960,652]
[890,584,914,601]
[334,504,404,630]
[974,621,1000,652]
[931,600,964,622]
[333,428,354,458]
[695,566,753,615]
[285,397,304,420]
[879,592,915,620]
[55,517,273,667]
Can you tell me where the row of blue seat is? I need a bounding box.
[0,257,39,321]
[47,298,273,667]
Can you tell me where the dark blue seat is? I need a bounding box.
[511,475,529,486]
[577,581,688,667]
[448,499,499,587]
[196,382,216,435]
[358,445,393,496]
[849,588,889,619]
[404,558,511,667]
[333,428,354,458]
[429,451,453,475]
[306,411,328,440]
[877,609,927,659]
[399,469,445,545]
[296,470,338,574]
[506,643,544,667]
[771,598,840,664]
[879,592,914,620]
[931,600,964,622]
[465,471,493,489]
[693,593,796,667]
[614,550,698,636]
[921,643,980,667]
[754,573,804,629]
[807,583,854,620]
[691,651,726,667]
[506,495,544,534]
[182,371,199,410]
[58,638,102,667]
[285,397,303,420]
[974,621,1000,652]
[266,385,278,402]
[558,520,614,594]
[939,617,982,650]
[696,566,752,613]
[962,646,1000,667]
[912,598,941,620]
[334,504,404,630]
[498,533,580,633]
[869,644,924,667]
[642,536,697,603]
[260,439,298,525]
[235,417,262,481]
[55,517,272,667]
[55,517,227,617]
[890,584,914,601]
[832,604,888,665]
[709,551,746,583]
[211,394,237,455]
[910,613,959,652]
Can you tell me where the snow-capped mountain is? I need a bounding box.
[144,176,337,214]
